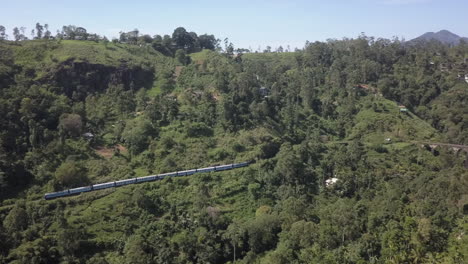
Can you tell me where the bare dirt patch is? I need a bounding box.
[173,66,184,80]
[212,91,221,101]
[95,144,128,158]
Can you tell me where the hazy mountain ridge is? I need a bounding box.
[410,29,468,45]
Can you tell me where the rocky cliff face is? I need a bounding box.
[45,59,155,100]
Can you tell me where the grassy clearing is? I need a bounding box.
[146,84,162,97]
[243,51,297,59]
[9,40,171,80]
[189,49,213,63]
[350,96,440,145]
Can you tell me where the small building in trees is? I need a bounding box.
[259,87,270,97]
[440,63,450,72]
[465,74,468,84]
[399,105,408,113]
[325,178,339,187]
[87,34,98,41]
[76,27,87,34]
[72,27,88,40]
[320,135,329,143]
[82,132,94,140]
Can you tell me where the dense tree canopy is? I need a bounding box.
[0,28,467,263]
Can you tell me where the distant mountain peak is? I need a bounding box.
[437,29,452,34]
[410,30,468,45]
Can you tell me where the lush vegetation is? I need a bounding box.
[0,26,467,263]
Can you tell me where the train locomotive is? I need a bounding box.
[44,161,251,200]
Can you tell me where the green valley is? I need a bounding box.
[0,25,467,264]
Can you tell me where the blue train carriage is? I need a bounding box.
[93,181,116,190]
[69,186,93,195]
[136,175,158,183]
[232,162,245,168]
[196,166,215,173]
[185,169,197,176]
[43,162,253,200]
[159,172,177,179]
[44,189,71,200]
[176,170,193,176]
[115,178,137,187]
[176,170,187,176]
[212,161,250,172]
[234,161,251,168]
[214,164,234,171]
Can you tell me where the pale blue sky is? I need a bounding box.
[1,0,467,49]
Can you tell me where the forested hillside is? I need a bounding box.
[0,30,467,263]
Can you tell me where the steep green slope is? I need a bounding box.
[428,83,468,144]
[349,95,440,144]
[10,40,169,68]
[0,38,467,264]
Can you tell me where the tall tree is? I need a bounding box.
[0,25,7,40]
[14,27,27,41]
[199,34,217,50]
[62,25,77,39]
[12,27,20,41]
[35,23,44,39]
[127,28,139,44]
[43,24,51,39]
[224,38,234,55]
[175,49,189,65]
[172,27,196,51]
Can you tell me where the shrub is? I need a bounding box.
[3,206,28,233]
[186,122,213,137]
[59,113,83,137]
[55,161,89,188]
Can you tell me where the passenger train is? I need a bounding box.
[44,161,251,200]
